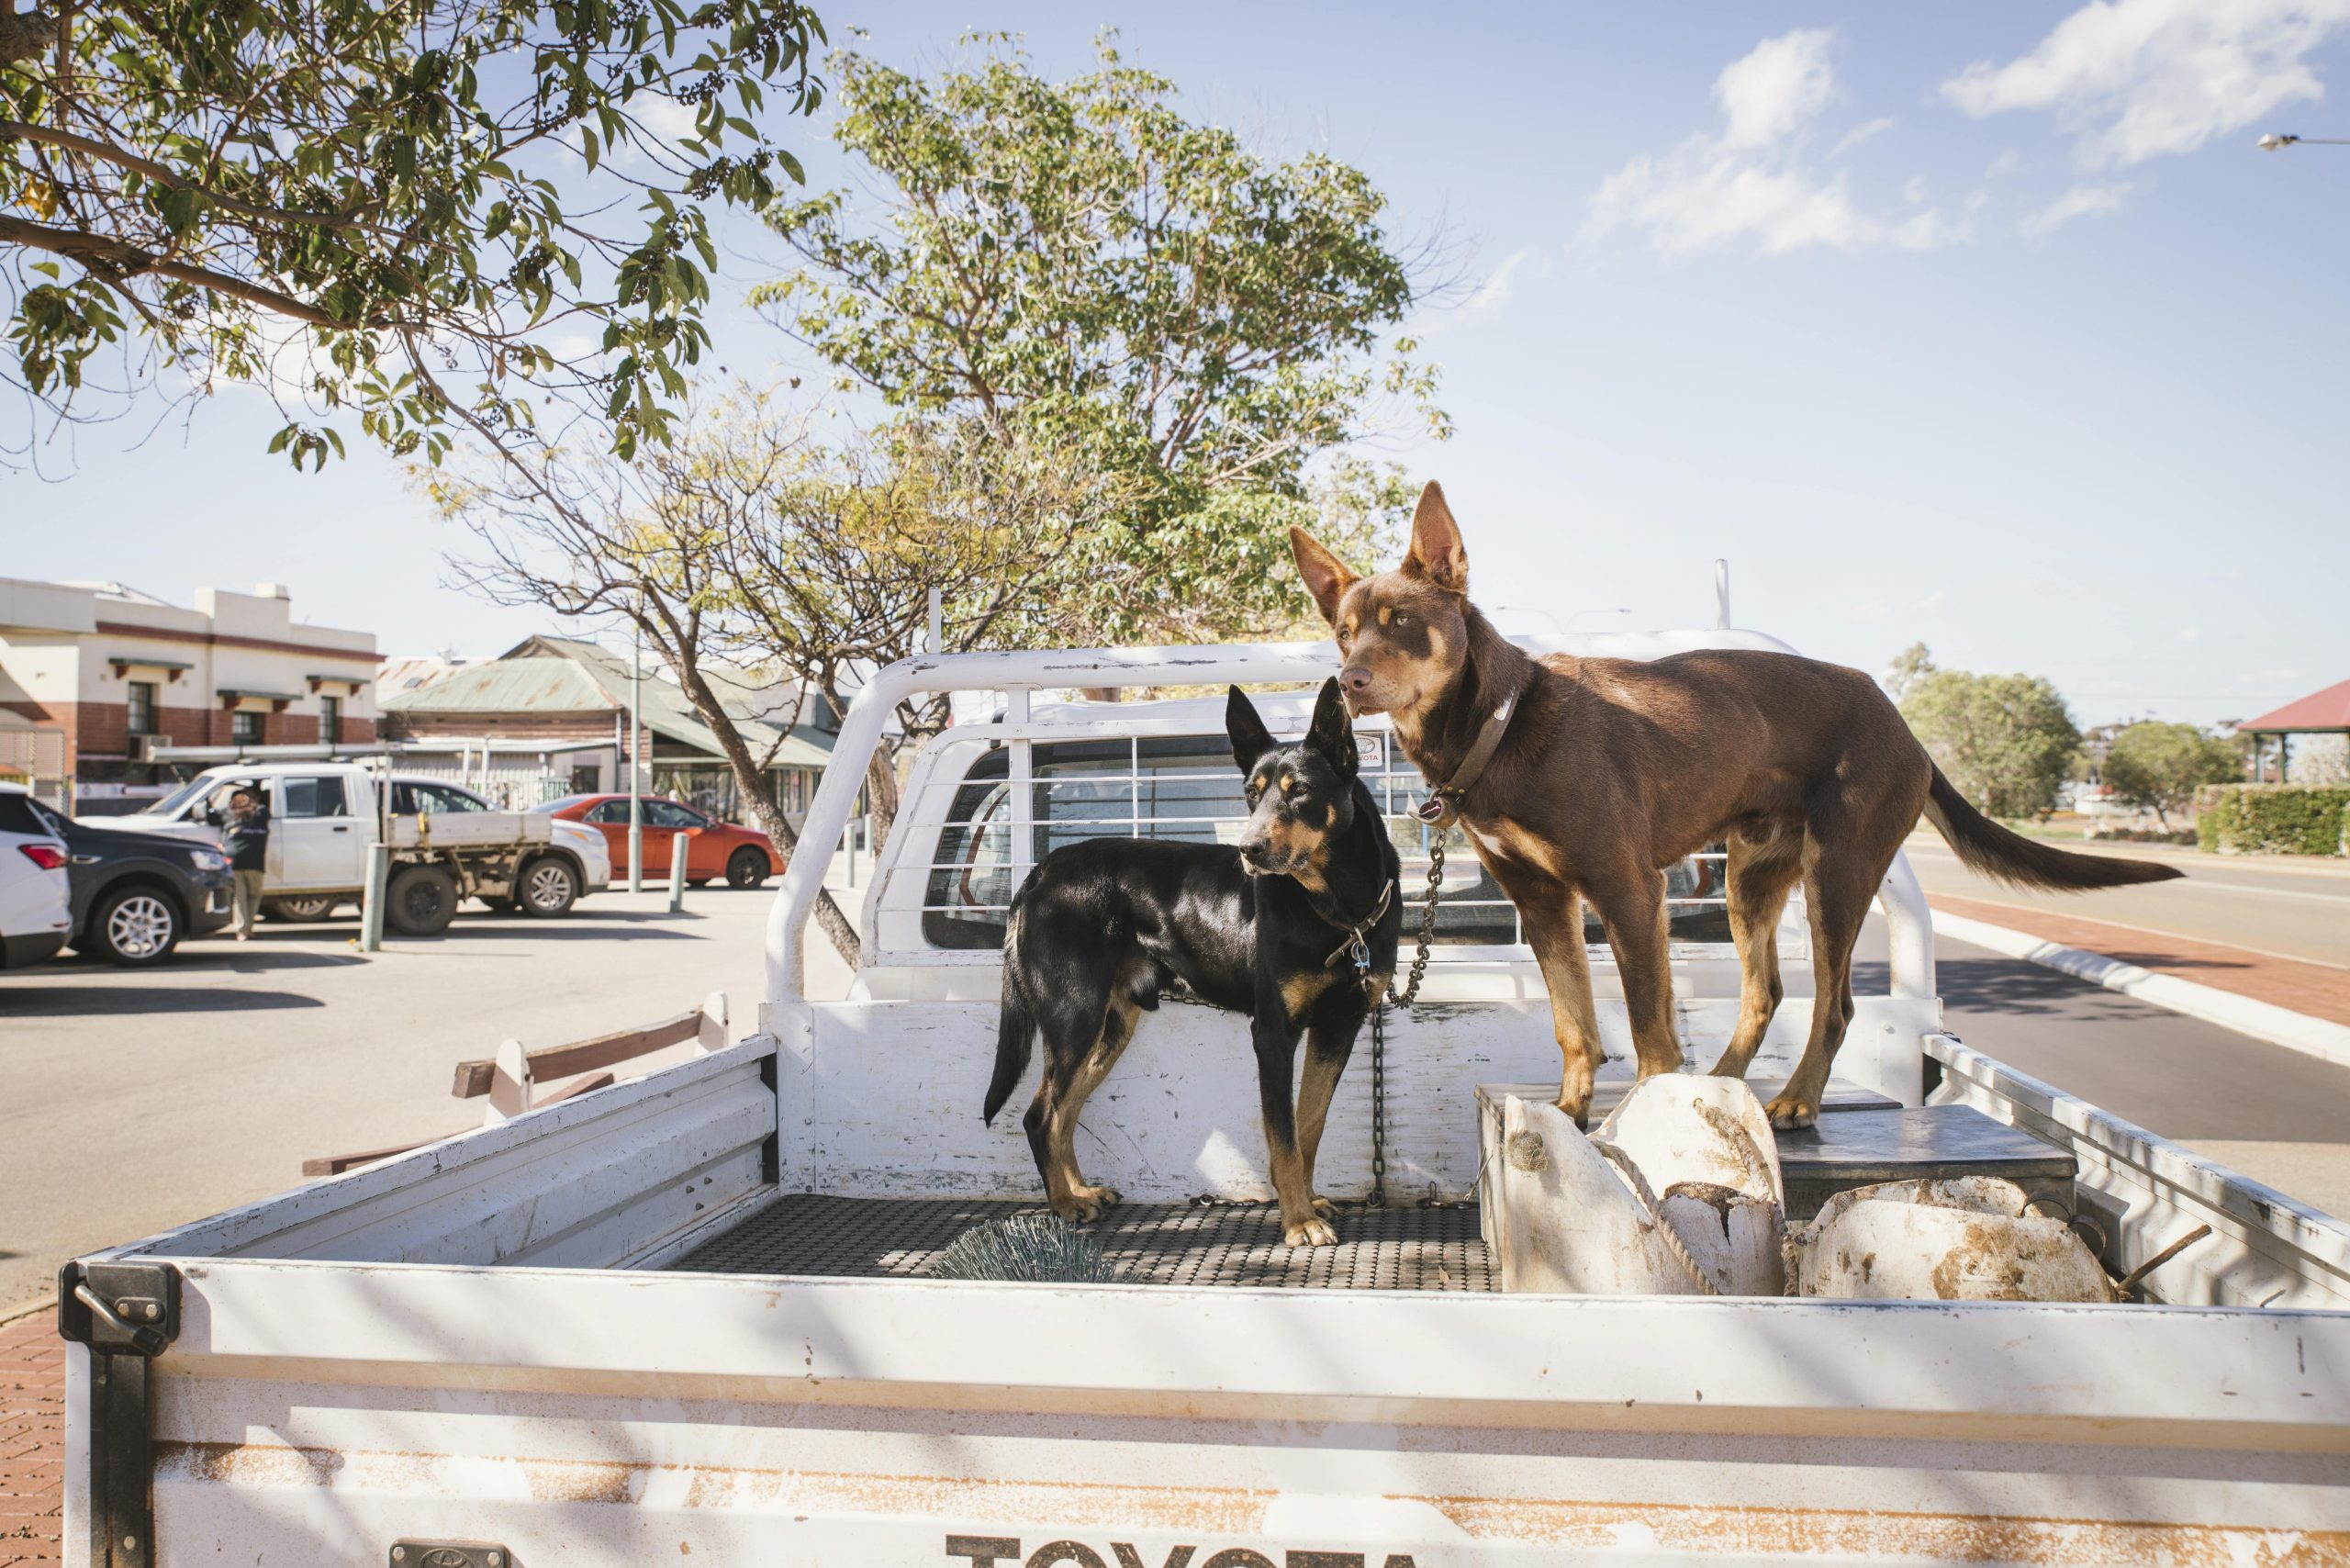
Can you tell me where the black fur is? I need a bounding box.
[986,678,1404,1238]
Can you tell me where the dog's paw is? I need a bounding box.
[1056,1185,1120,1223]
[1310,1193,1337,1220]
[1282,1215,1339,1248]
[1762,1094,1818,1131]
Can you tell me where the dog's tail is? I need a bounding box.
[1922,765,2183,890]
[984,908,1036,1126]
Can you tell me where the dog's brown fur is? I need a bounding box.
[1291,483,2183,1128]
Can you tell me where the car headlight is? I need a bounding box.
[189,846,229,872]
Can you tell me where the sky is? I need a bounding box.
[9,0,2348,729]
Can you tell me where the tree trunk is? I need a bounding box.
[667,652,862,969]
[864,745,901,854]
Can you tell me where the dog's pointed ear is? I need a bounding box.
[1226,685,1276,774]
[1305,678,1358,778]
[1288,526,1358,625]
[1400,480,1469,595]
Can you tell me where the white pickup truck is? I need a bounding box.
[60,635,2349,1566]
[99,762,609,930]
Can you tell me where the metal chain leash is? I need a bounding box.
[1367,833,1447,1209]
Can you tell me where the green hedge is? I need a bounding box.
[2196,784,2350,857]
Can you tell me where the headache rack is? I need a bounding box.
[770,633,1936,1005]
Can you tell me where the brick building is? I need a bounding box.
[0,576,378,790]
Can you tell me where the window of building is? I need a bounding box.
[229,710,263,745]
[125,681,157,738]
[319,694,341,745]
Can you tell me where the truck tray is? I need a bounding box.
[667,1193,1493,1291]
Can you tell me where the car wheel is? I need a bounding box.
[263,894,341,923]
[91,885,183,967]
[384,864,459,936]
[726,848,769,890]
[518,856,579,918]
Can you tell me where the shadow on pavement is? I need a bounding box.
[0,985,327,1016]
[1852,958,2158,1022]
[135,946,365,971]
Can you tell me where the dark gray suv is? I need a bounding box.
[27,799,238,966]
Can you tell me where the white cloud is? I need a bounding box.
[1942,0,2350,167]
[1851,599,1892,622]
[2179,626,2202,641]
[1718,28,1839,147]
[1831,117,1897,157]
[1914,589,1950,614]
[1986,148,2023,178]
[1585,30,1970,255]
[2021,181,2135,234]
[1465,248,1534,315]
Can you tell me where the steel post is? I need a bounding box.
[359,843,391,952]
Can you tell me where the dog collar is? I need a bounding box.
[1414,671,1526,830]
[1321,877,1396,976]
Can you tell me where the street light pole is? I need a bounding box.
[2258,132,2350,150]
[628,608,644,894]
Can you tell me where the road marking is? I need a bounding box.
[1902,845,2350,902]
[1926,894,2350,973]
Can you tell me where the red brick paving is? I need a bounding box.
[1931,893,2350,1028]
[0,1312,62,1567]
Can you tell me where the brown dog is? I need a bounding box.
[1290,483,2180,1128]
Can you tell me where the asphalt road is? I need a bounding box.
[1903,834,2350,968]
[1855,920,2350,1219]
[0,887,852,1316]
[4,881,2343,1318]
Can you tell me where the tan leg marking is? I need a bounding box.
[1295,1040,1350,1226]
[1046,991,1139,1221]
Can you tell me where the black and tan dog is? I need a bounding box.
[985,679,1402,1246]
[1290,483,2179,1130]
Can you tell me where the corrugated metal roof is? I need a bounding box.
[2238,678,2350,734]
[379,656,613,714]
[386,640,834,769]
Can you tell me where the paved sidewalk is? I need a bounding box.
[1930,892,2350,1027]
[0,1313,61,1567]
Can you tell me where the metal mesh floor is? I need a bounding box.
[669,1194,1493,1292]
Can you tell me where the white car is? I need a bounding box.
[0,782,72,969]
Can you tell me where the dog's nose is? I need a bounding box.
[1238,838,1273,868]
[1340,666,1373,694]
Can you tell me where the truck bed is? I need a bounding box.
[667,1193,1493,1290]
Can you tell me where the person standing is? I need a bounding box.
[207,785,272,941]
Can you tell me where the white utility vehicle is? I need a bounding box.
[61,636,2350,1566]
[99,762,607,929]
[0,780,72,968]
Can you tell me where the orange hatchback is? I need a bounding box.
[536,795,785,889]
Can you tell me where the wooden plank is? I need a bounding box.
[453,1010,702,1097]
[539,1070,618,1106]
[301,1139,437,1178]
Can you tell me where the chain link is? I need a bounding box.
[1368,829,1448,1209]
[1393,832,1446,1007]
